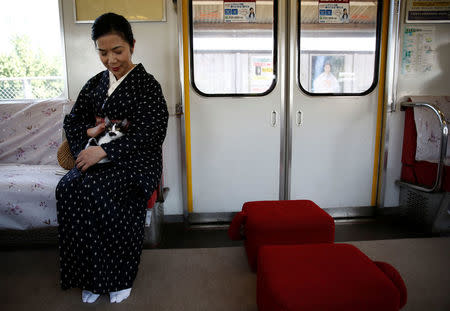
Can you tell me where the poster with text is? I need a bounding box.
[406,0,450,23]
[318,0,350,24]
[224,0,256,23]
[401,26,436,75]
[250,56,273,93]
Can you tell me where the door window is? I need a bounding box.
[298,0,382,95]
[191,0,277,96]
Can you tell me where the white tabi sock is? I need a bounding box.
[82,290,100,303]
[109,288,132,303]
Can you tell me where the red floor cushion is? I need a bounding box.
[257,243,407,311]
[228,200,334,271]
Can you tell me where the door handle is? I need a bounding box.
[271,110,277,127]
[296,110,303,127]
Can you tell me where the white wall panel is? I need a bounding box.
[382,1,450,207]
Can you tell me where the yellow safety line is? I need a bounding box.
[371,0,390,206]
[182,0,193,213]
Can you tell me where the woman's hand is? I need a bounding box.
[87,123,106,138]
[75,146,107,172]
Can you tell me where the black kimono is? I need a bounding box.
[56,63,168,294]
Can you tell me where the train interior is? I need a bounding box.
[1,0,450,310]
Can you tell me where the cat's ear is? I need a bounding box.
[121,118,128,128]
[104,116,111,126]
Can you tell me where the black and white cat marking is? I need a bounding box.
[85,117,128,164]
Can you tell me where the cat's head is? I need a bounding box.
[104,117,128,139]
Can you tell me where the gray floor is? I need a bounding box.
[1,238,449,311]
[1,216,448,311]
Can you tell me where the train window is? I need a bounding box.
[0,0,65,100]
[298,0,382,95]
[190,0,277,96]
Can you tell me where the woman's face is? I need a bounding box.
[96,33,135,80]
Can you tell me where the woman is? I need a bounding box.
[56,13,168,304]
[313,62,340,93]
[341,8,349,22]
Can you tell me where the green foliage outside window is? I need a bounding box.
[0,35,64,100]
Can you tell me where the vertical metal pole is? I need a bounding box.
[378,0,402,209]
[279,0,292,201]
[24,78,32,99]
[371,0,391,206]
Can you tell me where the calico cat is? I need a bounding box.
[85,117,128,163]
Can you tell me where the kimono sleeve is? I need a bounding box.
[101,79,169,162]
[63,79,96,157]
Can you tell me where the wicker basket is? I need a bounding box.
[57,140,75,170]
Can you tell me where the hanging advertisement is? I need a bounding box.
[224,0,256,23]
[406,0,450,23]
[318,0,350,24]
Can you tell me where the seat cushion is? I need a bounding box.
[257,243,407,311]
[229,200,334,271]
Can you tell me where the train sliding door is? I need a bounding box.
[288,0,384,215]
[186,0,282,219]
[183,0,385,219]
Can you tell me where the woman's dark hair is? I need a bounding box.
[91,13,134,47]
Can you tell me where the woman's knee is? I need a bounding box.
[56,170,80,199]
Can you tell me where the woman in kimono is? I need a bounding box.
[56,13,168,304]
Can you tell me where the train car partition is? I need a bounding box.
[396,96,450,232]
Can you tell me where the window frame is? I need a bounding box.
[189,0,278,97]
[297,0,383,96]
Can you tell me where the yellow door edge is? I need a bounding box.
[371,0,390,206]
[182,0,193,213]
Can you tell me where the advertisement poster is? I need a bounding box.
[250,56,273,93]
[311,55,344,93]
[406,0,450,23]
[224,0,256,23]
[401,26,436,75]
[318,0,350,24]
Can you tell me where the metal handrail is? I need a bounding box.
[396,101,448,192]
